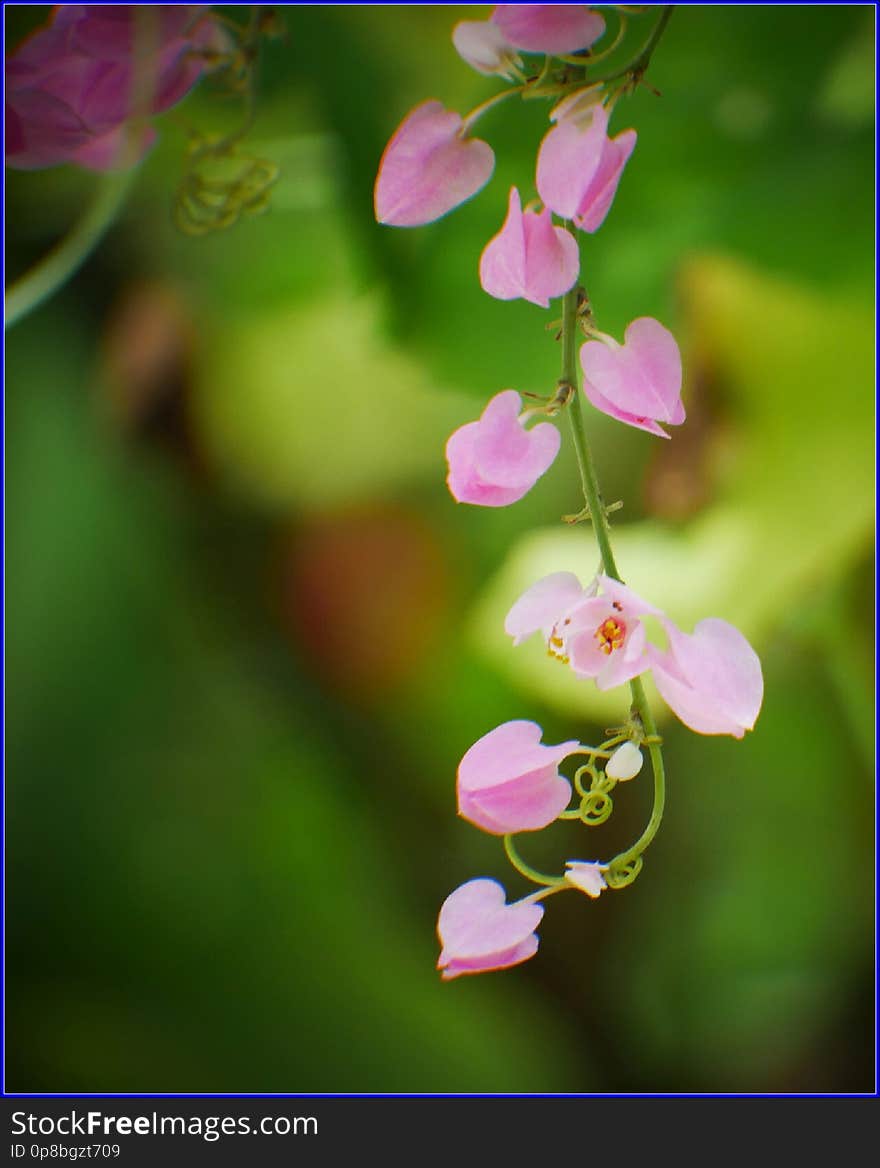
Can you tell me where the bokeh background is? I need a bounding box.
[5,5,874,1092]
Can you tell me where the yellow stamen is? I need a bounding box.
[595,617,626,656]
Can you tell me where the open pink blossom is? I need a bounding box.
[479,187,580,308]
[565,861,607,898]
[457,719,579,834]
[506,572,763,736]
[437,878,544,979]
[5,5,222,171]
[445,390,560,507]
[505,571,659,690]
[491,5,605,55]
[536,94,636,232]
[452,20,521,78]
[580,317,684,437]
[648,618,763,738]
[374,100,495,227]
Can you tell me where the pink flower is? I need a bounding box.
[452,20,521,78]
[506,572,764,737]
[505,571,659,690]
[565,861,607,897]
[536,94,636,232]
[437,878,544,979]
[580,317,684,437]
[648,618,764,739]
[445,390,561,507]
[457,719,579,834]
[479,187,580,308]
[374,100,495,228]
[5,5,222,171]
[491,5,605,55]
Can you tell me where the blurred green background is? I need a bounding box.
[5,5,874,1092]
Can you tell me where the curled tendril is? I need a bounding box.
[174,148,278,235]
[604,856,643,889]
[573,761,599,798]
[573,762,617,825]
[172,7,279,236]
[580,788,613,825]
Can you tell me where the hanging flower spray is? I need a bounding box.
[374,4,763,979]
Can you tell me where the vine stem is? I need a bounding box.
[503,835,565,888]
[5,168,135,331]
[559,279,667,878]
[461,85,523,132]
[594,4,674,85]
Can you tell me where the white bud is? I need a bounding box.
[605,741,643,782]
[565,861,606,898]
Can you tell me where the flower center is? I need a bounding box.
[595,617,626,655]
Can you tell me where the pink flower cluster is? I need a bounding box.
[5,5,223,171]
[441,563,764,979]
[374,6,686,494]
[373,6,766,980]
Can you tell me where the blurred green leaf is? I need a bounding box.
[192,294,473,508]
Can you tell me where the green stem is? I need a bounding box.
[5,168,135,331]
[561,282,619,577]
[595,4,674,85]
[461,85,523,132]
[503,835,565,888]
[608,676,665,872]
[559,279,667,881]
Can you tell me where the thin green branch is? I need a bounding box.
[5,168,135,331]
[593,4,674,86]
[503,835,565,888]
[559,279,667,883]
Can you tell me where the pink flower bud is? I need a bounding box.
[452,20,521,78]
[479,187,580,308]
[4,86,94,170]
[564,861,607,897]
[457,719,579,834]
[648,618,764,738]
[5,5,223,171]
[491,5,605,55]
[445,390,561,507]
[536,96,636,232]
[374,100,495,227]
[580,317,684,437]
[437,878,544,979]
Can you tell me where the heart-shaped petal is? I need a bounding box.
[374,99,495,227]
[437,879,544,978]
